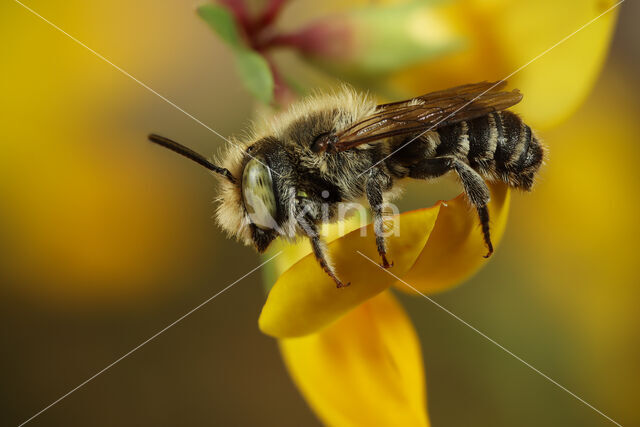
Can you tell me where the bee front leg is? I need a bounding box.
[409,157,493,257]
[297,213,350,288]
[365,169,394,269]
[310,234,350,288]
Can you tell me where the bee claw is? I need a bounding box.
[483,245,494,258]
[380,254,394,269]
[336,281,351,289]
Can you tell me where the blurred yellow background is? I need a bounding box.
[1,1,639,426]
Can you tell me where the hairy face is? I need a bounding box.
[215,136,292,252]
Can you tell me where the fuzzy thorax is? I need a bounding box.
[213,86,377,249]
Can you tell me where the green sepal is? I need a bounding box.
[197,4,242,48]
[234,49,275,104]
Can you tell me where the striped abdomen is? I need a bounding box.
[435,111,544,190]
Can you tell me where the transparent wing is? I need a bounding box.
[333,81,523,151]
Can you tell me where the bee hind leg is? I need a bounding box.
[409,156,493,257]
[477,205,493,258]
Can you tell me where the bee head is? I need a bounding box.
[147,133,277,250]
[213,136,297,252]
[150,86,378,255]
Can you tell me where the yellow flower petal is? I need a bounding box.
[259,205,441,338]
[260,182,509,338]
[279,290,429,427]
[386,0,619,129]
[264,215,367,287]
[397,182,511,295]
[487,0,619,129]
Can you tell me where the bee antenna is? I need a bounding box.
[148,134,236,183]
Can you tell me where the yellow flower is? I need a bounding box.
[376,0,620,129]
[279,290,429,426]
[258,184,509,425]
[260,183,510,338]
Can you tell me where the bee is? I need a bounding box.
[149,81,544,288]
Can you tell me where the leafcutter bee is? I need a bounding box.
[149,81,544,288]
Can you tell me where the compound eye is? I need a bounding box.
[242,158,277,230]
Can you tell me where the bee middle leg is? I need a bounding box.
[365,169,393,268]
[409,157,493,257]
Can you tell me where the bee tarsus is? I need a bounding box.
[478,205,494,258]
[380,254,394,269]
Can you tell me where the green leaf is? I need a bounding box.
[197,3,242,48]
[234,49,274,104]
